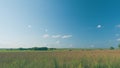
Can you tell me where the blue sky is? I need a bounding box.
[0,0,120,48]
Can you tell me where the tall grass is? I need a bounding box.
[0,50,120,68]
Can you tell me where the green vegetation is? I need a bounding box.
[118,44,120,49]
[110,46,114,50]
[0,50,120,68]
[18,47,49,50]
[1,47,56,51]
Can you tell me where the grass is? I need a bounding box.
[0,50,120,68]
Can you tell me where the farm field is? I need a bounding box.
[0,50,120,68]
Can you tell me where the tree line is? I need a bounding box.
[110,44,120,50]
[17,47,56,51]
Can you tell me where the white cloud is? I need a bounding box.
[56,40,60,44]
[43,34,49,38]
[116,25,120,28]
[70,44,73,47]
[97,25,102,28]
[52,35,61,38]
[115,34,119,36]
[27,25,32,28]
[117,38,120,41]
[62,35,72,39]
[42,34,72,39]
[44,43,48,46]
[45,29,48,32]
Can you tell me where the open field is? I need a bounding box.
[0,50,120,68]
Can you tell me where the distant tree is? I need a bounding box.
[110,46,114,50]
[17,47,49,51]
[49,48,56,50]
[118,44,120,49]
[32,47,48,50]
[18,48,26,50]
[40,47,48,50]
[69,49,72,51]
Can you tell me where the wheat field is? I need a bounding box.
[0,50,120,68]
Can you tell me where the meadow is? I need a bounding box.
[0,50,120,68]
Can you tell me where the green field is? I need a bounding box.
[0,50,120,68]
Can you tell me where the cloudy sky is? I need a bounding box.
[0,0,120,48]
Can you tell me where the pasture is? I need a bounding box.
[0,50,120,68]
